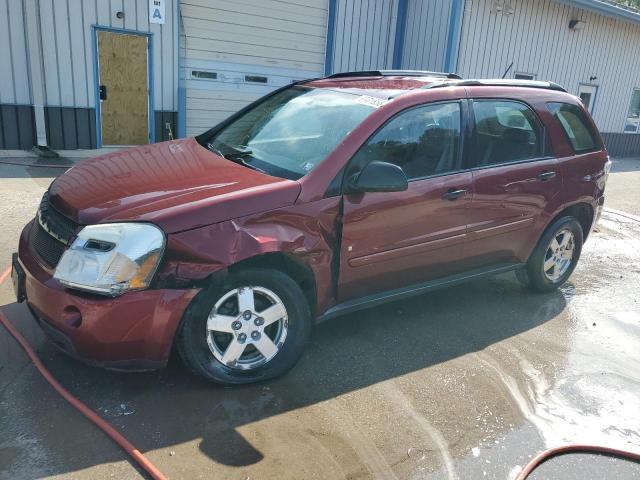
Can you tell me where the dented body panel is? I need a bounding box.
[162,198,341,313]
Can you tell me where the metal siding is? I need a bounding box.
[11,0,177,111]
[68,0,88,107]
[61,107,78,148]
[0,0,177,149]
[330,0,398,73]
[0,0,16,104]
[122,0,137,30]
[0,106,18,148]
[82,0,97,107]
[182,0,327,71]
[39,0,61,106]
[16,106,36,149]
[181,0,328,136]
[8,0,30,104]
[456,0,640,134]
[183,59,315,137]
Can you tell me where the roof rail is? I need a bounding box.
[424,79,567,92]
[327,70,462,80]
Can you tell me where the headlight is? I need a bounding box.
[54,223,165,296]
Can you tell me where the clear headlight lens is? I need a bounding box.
[54,223,165,296]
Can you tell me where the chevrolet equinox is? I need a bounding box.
[13,71,610,384]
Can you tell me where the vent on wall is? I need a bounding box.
[245,75,268,84]
[192,70,218,80]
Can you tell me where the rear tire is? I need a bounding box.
[519,216,583,293]
[177,268,311,385]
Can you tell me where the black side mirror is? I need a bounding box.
[346,161,409,193]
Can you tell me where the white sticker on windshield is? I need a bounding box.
[301,162,314,172]
[355,95,389,108]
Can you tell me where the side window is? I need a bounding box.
[472,100,543,167]
[547,102,600,153]
[353,102,462,181]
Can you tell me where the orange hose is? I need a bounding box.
[515,444,640,479]
[0,267,10,284]
[0,160,71,168]
[0,266,168,480]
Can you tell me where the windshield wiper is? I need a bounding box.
[223,149,253,159]
[206,142,264,173]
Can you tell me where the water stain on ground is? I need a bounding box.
[1,211,639,479]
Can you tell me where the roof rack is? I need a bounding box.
[424,79,567,92]
[327,70,462,80]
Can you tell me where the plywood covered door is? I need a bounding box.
[98,31,149,145]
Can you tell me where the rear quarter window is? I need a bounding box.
[547,102,600,153]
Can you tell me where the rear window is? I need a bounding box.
[547,102,600,153]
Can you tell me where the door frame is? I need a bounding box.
[577,83,598,115]
[91,25,155,148]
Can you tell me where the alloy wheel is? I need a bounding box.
[543,228,575,282]
[206,286,288,370]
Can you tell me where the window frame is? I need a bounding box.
[624,87,640,134]
[577,83,598,114]
[546,101,602,154]
[467,98,553,171]
[339,100,468,191]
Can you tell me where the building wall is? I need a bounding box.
[329,0,399,73]
[401,0,453,71]
[0,0,35,149]
[0,0,177,149]
[456,0,640,154]
[328,0,454,74]
[181,0,328,137]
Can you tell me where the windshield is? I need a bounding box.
[201,86,377,180]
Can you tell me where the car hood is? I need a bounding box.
[48,138,301,233]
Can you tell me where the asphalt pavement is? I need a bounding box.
[0,157,639,479]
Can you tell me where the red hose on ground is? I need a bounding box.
[0,267,168,480]
[0,267,10,285]
[0,160,72,168]
[515,444,640,480]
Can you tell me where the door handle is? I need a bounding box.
[442,188,467,201]
[536,171,556,181]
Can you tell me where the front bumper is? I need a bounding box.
[17,221,199,370]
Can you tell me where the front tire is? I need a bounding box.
[177,268,311,385]
[519,216,583,292]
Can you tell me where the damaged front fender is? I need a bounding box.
[157,197,342,316]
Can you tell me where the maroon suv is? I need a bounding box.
[13,71,610,384]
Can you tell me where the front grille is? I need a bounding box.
[29,221,67,267]
[29,191,81,268]
[37,191,79,244]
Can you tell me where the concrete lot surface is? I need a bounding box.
[0,159,639,479]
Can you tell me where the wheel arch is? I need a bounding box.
[546,202,594,240]
[227,252,318,316]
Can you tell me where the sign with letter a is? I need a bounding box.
[149,0,165,24]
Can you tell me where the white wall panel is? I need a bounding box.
[183,58,316,137]
[7,0,30,104]
[3,0,177,110]
[181,0,329,136]
[0,0,21,104]
[181,0,328,72]
[456,0,640,132]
